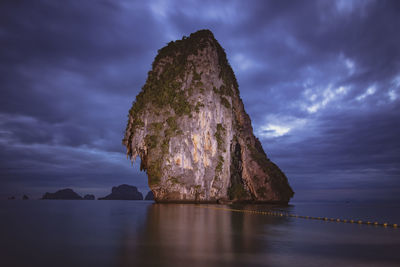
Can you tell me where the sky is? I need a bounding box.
[1,0,399,202]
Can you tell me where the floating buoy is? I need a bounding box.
[194,206,398,229]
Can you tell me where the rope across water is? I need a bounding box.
[195,205,398,229]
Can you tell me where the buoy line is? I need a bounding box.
[195,205,398,229]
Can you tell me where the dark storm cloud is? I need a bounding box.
[0,0,160,119]
[0,0,162,198]
[1,0,399,202]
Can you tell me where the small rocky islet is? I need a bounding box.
[7,195,30,200]
[42,189,83,200]
[83,194,95,200]
[98,184,143,200]
[145,191,154,200]
[39,185,151,201]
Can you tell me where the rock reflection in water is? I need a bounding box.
[117,204,288,267]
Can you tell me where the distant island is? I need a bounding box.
[7,195,29,200]
[98,184,143,200]
[83,194,95,200]
[35,185,148,201]
[145,191,154,200]
[42,189,83,200]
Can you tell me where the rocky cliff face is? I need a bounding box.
[123,30,294,203]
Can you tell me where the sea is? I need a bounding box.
[1,200,399,267]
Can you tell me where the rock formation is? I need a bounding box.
[22,195,29,200]
[42,189,83,200]
[83,194,95,200]
[123,29,294,203]
[145,191,154,200]
[98,184,143,200]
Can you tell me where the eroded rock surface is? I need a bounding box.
[123,30,294,203]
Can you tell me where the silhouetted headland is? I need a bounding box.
[98,184,143,200]
[42,188,83,200]
[145,191,154,200]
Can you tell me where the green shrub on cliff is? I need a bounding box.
[220,96,231,109]
[228,183,248,200]
[215,123,226,151]
[145,134,158,149]
[148,159,162,186]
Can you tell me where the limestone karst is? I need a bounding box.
[123,30,294,203]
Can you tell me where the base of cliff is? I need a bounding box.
[154,198,290,205]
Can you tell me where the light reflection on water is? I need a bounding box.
[1,201,399,267]
[118,204,289,266]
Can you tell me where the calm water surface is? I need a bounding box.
[1,201,399,267]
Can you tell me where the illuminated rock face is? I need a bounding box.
[123,30,294,203]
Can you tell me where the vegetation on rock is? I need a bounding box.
[214,123,226,151]
[124,30,238,159]
[123,29,294,203]
[228,183,248,200]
